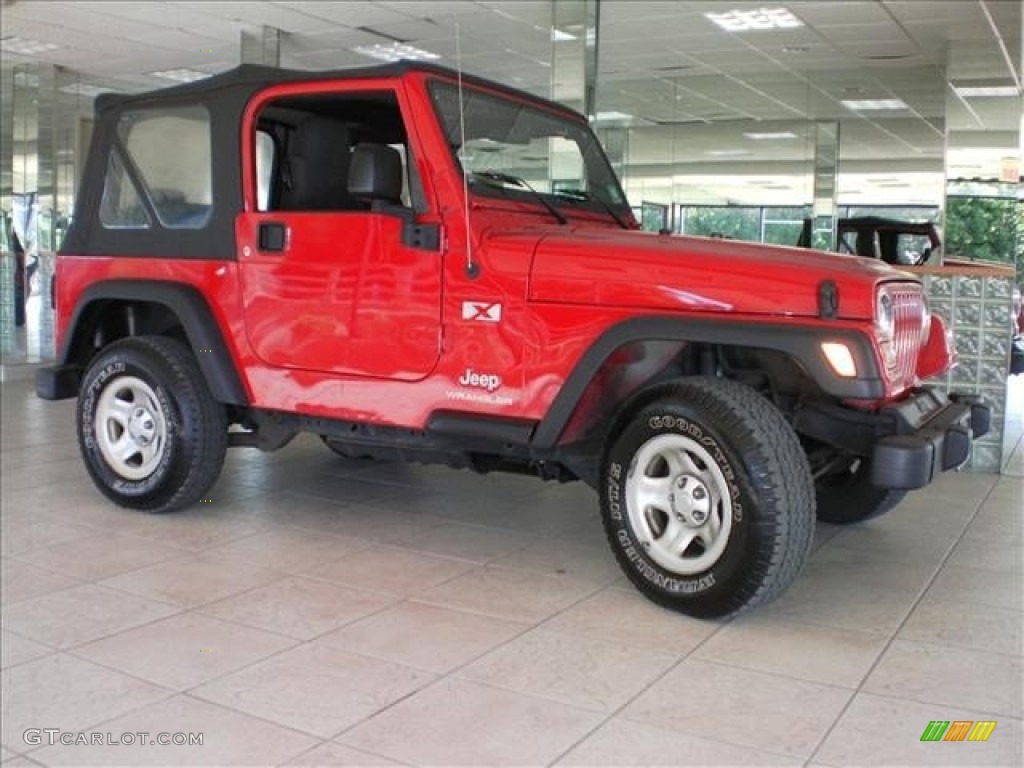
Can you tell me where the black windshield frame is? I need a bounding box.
[427,78,631,221]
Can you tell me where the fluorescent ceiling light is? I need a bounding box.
[1,36,60,55]
[744,131,798,140]
[954,85,1019,98]
[705,149,752,157]
[594,111,634,122]
[353,43,440,62]
[551,28,577,42]
[149,68,210,83]
[840,98,907,111]
[705,7,803,32]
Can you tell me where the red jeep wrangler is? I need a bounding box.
[37,63,989,618]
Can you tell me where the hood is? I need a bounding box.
[528,229,915,319]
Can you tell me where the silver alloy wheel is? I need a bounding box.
[94,376,168,481]
[624,432,734,575]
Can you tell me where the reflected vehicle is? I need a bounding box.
[798,216,941,266]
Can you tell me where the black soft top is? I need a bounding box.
[95,62,581,120]
[65,62,581,260]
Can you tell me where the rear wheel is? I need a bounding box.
[600,378,815,619]
[77,336,227,512]
[815,458,906,524]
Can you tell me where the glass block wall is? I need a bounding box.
[923,273,1014,472]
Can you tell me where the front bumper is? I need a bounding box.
[794,388,991,491]
[870,391,990,489]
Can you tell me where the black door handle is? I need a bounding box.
[258,222,287,252]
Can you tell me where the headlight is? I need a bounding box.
[920,293,931,344]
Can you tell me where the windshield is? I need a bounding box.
[428,79,631,221]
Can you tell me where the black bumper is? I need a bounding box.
[795,388,991,491]
[870,391,990,490]
[35,364,81,400]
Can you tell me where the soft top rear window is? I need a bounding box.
[100,105,212,230]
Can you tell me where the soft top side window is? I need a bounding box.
[101,105,213,231]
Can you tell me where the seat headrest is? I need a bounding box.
[281,117,351,211]
[348,144,403,204]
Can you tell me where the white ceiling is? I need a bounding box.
[1,0,1021,203]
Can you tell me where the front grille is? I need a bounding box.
[887,284,925,390]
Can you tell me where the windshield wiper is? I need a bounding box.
[552,188,631,230]
[469,171,567,226]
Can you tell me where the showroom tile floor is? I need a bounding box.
[1,372,1021,767]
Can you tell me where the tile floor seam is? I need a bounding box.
[195,546,373,579]
[173,634,330,698]
[675,654,864,696]
[2,584,187,637]
[268,569,410,603]
[359,542,505,568]
[287,741,423,768]
[197,589,403,647]
[406,583,607,623]
[170,611,464,707]
[59,576,205,611]
[274,738,331,767]
[542,608,744,767]
[382,533,542,567]
[0,625,56,653]
[850,687,1024,721]
[50,602,302,663]
[20,689,326,763]
[2,658,181,753]
[3,540,200,580]
[184,665,434,744]
[101,558,289,604]
[325,579,626,748]
[288,487,408,512]
[286,737,421,768]
[0,579,85,609]
[803,476,1003,766]
[52,649,188,698]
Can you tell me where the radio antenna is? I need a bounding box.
[455,23,479,278]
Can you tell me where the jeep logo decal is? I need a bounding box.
[458,368,502,392]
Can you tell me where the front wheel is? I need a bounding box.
[600,378,815,619]
[77,336,227,512]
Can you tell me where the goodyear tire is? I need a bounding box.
[815,459,906,524]
[77,336,227,512]
[600,378,815,618]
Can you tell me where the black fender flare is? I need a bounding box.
[531,315,883,450]
[62,279,249,405]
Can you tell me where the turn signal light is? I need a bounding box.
[821,342,857,378]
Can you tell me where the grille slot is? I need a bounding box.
[886,285,925,390]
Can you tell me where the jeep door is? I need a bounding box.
[236,80,442,380]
